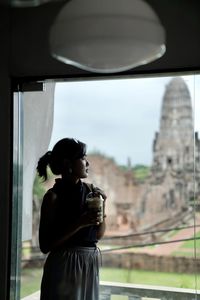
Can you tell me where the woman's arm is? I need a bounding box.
[96,217,106,240]
[39,190,100,254]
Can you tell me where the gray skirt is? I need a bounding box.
[40,247,99,300]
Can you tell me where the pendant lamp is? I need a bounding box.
[49,0,166,73]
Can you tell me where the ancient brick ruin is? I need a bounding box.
[86,77,200,235]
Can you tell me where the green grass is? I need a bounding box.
[21,268,43,298]
[20,267,200,298]
[172,251,200,257]
[180,231,200,249]
[164,229,180,239]
[172,231,200,257]
[99,268,200,290]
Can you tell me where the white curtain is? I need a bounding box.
[22,82,55,241]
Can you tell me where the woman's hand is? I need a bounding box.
[91,186,107,221]
[78,210,102,228]
[91,186,107,239]
[92,187,107,201]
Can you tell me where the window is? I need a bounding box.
[12,74,200,299]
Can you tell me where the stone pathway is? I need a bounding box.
[106,216,200,257]
[140,226,198,256]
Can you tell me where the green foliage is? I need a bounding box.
[33,173,46,200]
[119,164,150,181]
[132,164,149,170]
[132,164,150,181]
[33,167,54,200]
[46,166,54,179]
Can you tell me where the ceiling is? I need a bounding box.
[1,0,200,80]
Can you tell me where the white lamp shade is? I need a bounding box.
[50,0,166,73]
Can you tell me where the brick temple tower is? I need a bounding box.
[152,77,195,174]
[138,77,200,229]
[149,77,200,211]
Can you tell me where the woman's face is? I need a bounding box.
[71,155,89,179]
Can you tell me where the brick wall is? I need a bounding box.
[102,252,200,274]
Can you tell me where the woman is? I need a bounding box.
[37,138,106,300]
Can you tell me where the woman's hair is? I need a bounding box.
[37,138,86,180]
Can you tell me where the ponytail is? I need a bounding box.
[37,151,52,181]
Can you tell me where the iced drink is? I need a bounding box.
[86,193,104,223]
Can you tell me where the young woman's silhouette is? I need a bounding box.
[37,138,107,300]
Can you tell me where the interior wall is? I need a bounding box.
[9,0,200,79]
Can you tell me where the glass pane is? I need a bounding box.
[16,75,199,300]
[10,91,23,300]
[194,75,200,293]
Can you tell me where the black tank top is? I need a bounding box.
[51,178,98,248]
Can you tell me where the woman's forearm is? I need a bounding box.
[96,219,106,240]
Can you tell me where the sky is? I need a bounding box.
[49,74,200,167]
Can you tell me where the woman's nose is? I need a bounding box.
[86,159,89,166]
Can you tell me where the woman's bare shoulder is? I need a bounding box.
[42,189,58,208]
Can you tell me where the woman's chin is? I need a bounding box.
[81,172,88,179]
